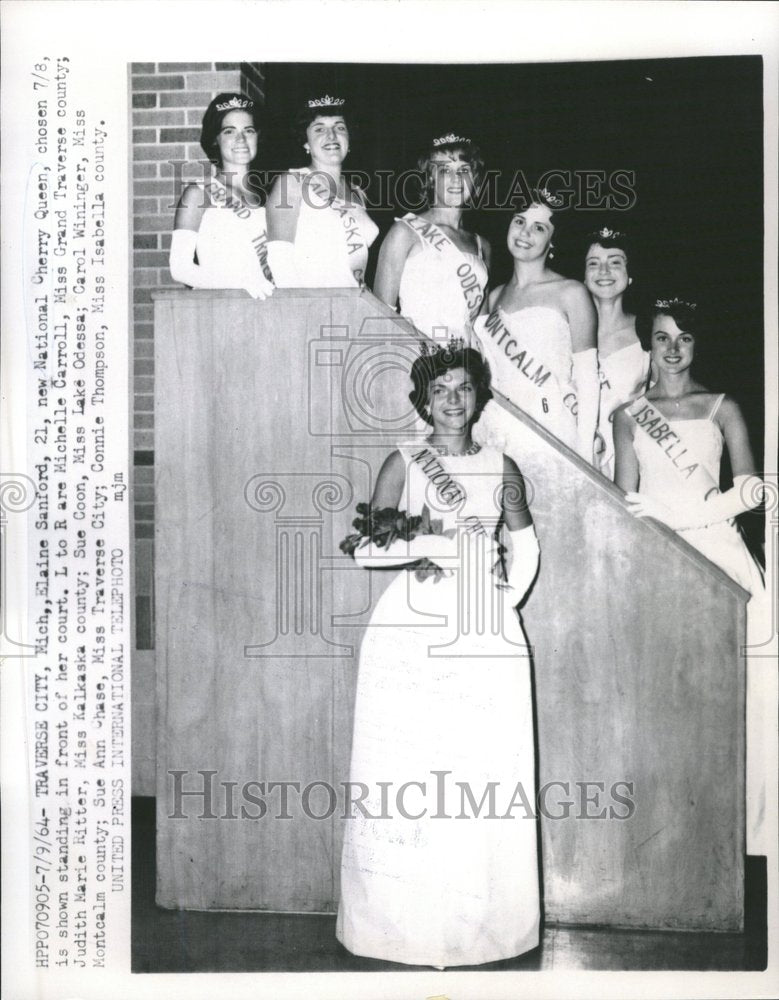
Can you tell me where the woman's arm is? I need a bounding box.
[487,283,505,312]
[477,236,492,316]
[613,405,639,492]
[719,396,758,477]
[565,281,599,464]
[501,455,539,605]
[169,183,207,287]
[265,171,304,287]
[502,455,533,530]
[373,222,415,309]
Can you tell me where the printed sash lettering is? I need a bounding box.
[401,213,485,320]
[626,396,721,498]
[206,174,271,281]
[304,171,369,286]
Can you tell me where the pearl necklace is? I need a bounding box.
[426,438,481,457]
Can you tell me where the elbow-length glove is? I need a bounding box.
[169,229,273,299]
[572,347,599,464]
[625,474,764,529]
[500,524,540,607]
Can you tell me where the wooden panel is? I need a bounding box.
[155,289,746,930]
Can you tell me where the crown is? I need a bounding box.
[215,96,253,112]
[307,95,345,108]
[655,297,697,310]
[595,225,624,240]
[432,132,470,147]
[534,186,565,209]
[419,336,467,357]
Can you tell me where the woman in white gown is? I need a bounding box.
[337,344,541,967]
[264,95,378,287]
[169,93,273,298]
[473,189,599,464]
[374,133,490,343]
[614,296,771,855]
[583,226,649,479]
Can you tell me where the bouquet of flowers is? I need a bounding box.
[340,502,453,582]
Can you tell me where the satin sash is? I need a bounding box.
[400,213,485,321]
[627,396,724,503]
[303,171,370,286]
[205,173,271,281]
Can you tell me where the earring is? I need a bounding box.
[628,277,633,285]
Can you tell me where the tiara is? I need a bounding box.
[215,96,253,112]
[432,133,470,147]
[419,337,466,357]
[594,226,624,240]
[533,186,564,209]
[307,95,345,108]
[655,297,697,310]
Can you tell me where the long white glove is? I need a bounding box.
[499,524,540,607]
[624,474,764,529]
[266,240,298,288]
[572,347,600,465]
[169,229,274,299]
[353,531,459,569]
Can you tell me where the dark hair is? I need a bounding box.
[417,136,485,208]
[636,297,702,351]
[293,97,352,147]
[409,345,492,425]
[200,93,261,166]
[583,225,632,266]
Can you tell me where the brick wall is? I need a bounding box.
[130,62,264,651]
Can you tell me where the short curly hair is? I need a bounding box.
[200,93,262,166]
[409,345,492,425]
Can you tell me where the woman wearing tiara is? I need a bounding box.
[170,93,274,298]
[337,344,541,968]
[473,190,599,464]
[265,95,378,287]
[614,296,770,854]
[374,133,490,343]
[584,226,649,479]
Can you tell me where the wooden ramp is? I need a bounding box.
[153,288,746,931]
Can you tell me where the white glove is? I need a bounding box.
[353,530,458,569]
[625,474,764,530]
[170,228,274,299]
[572,347,599,465]
[498,525,540,607]
[266,240,298,287]
[241,267,275,301]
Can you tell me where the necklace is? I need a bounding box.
[426,438,480,457]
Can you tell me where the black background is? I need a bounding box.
[262,57,766,522]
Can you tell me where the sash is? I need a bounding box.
[627,396,724,503]
[401,213,485,320]
[205,174,272,282]
[303,171,369,286]
[406,445,494,541]
[477,308,579,419]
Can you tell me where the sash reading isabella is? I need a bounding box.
[400,213,485,319]
[626,396,723,498]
